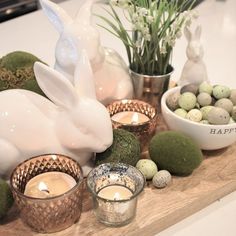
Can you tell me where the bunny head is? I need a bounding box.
[33,50,113,153]
[185,25,204,62]
[40,0,104,78]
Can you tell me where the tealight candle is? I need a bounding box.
[107,99,158,151]
[10,154,83,233]
[87,163,145,227]
[111,111,150,125]
[24,172,76,198]
[98,185,133,201]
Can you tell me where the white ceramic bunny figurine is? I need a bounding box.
[178,25,208,86]
[0,50,113,179]
[40,0,133,105]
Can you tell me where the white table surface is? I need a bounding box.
[0,0,236,235]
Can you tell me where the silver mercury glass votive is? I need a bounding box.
[87,162,145,227]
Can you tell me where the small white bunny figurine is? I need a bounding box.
[40,0,133,105]
[0,50,113,179]
[178,25,208,86]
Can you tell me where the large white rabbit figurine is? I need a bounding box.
[0,50,113,179]
[40,0,133,105]
[178,25,208,86]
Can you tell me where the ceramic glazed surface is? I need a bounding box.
[0,51,113,178]
[40,0,133,105]
[161,87,236,150]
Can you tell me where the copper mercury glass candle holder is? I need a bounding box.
[107,99,158,151]
[10,154,84,233]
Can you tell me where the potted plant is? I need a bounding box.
[98,0,198,108]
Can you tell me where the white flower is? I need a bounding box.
[132,13,139,22]
[141,26,149,35]
[160,45,167,54]
[110,0,130,8]
[144,33,151,41]
[168,39,175,47]
[135,39,142,48]
[138,7,149,16]
[146,15,154,24]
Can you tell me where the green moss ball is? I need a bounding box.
[0,51,46,97]
[95,129,141,166]
[149,131,203,176]
[0,179,14,219]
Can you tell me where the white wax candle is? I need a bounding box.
[24,172,76,198]
[98,185,133,201]
[111,111,150,125]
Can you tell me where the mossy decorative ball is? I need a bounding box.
[0,178,14,219]
[95,129,141,166]
[0,51,46,97]
[149,131,203,176]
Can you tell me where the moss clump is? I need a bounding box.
[95,129,141,166]
[149,131,203,176]
[0,51,46,97]
[0,179,14,219]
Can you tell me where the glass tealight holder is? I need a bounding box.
[87,162,145,227]
[10,154,83,233]
[107,99,158,151]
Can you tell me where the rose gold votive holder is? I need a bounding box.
[10,154,83,233]
[107,99,158,151]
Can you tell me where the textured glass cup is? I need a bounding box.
[10,154,83,233]
[87,163,145,227]
[107,99,158,151]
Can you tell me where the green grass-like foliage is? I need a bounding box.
[98,0,196,75]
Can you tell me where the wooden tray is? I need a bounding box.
[1,120,236,236]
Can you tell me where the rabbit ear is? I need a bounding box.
[184,26,192,41]
[74,49,97,100]
[75,0,93,25]
[194,25,202,40]
[34,62,78,109]
[40,0,73,33]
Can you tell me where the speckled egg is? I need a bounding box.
[174,108,187,118]
[178,92,197,111]
[215,98,234,113]
[200,106,213,120]
[228,117,235,124]
[199,82,213,95]
[197,92,212,107]
[180,84,199,95]
[166,91,180,111]
[152,170,172,188]
[200,120,210,124]
[186,109,202,122]
[213,85,231,99]
[207,107,230,125]
[231,106,236,121]
[230,89,236,105]
[136,159,158,180]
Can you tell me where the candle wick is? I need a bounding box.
[41,189,50,194]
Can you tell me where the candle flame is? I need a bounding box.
[38,181,49,193]
[131,112,139,124]
[113,192,121,200]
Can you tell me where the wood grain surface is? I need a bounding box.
[1,119,236,236]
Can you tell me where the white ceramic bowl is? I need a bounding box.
[161,86,236,150]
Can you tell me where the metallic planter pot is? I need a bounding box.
[130,68,174,111]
